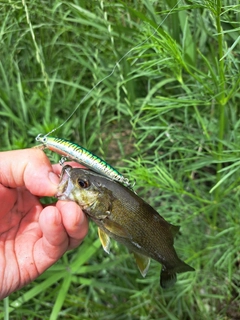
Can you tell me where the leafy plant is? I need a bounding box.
[1,0,239,319]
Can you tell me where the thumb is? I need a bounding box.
[0,148,59,197]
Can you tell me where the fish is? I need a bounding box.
[35,134,132,187]
[56,165,195,288]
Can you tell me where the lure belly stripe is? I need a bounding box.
[36,135,131,187]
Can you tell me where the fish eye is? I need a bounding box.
[77,178,89,188]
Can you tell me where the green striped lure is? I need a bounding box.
[36,134,131,187]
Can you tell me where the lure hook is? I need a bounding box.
[59,156,68,166]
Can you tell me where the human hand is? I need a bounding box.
[0,149,88,300]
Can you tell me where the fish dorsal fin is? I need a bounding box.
[170,224,180,237]
[98,227,111,254]
[103,219,130,239]
[133,252,151,278]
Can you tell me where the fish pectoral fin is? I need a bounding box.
[98,227,111,254]
[133,252,151,278]
[103,219,130,239]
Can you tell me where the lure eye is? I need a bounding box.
[77,178,89,188]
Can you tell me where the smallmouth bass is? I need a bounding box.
[56,165,194,288]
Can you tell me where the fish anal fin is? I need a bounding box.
[133,252,151,278]
[98,227,111,254]
[103,219,130,239]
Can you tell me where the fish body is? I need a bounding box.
[56,165,195,288]
[35,134,131,187]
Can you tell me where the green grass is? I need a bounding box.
[1,0,240,319]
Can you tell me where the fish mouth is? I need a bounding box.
[55,165,75,200]
[55,165,99,209]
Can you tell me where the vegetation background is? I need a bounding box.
[0,0,239,319]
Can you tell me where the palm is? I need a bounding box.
[0,186,64,297]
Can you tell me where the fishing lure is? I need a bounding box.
[35,134,132,187]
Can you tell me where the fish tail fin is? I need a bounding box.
[160,260,195,289]
[160,268,177,288]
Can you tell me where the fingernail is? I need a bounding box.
[48,171,59,185]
